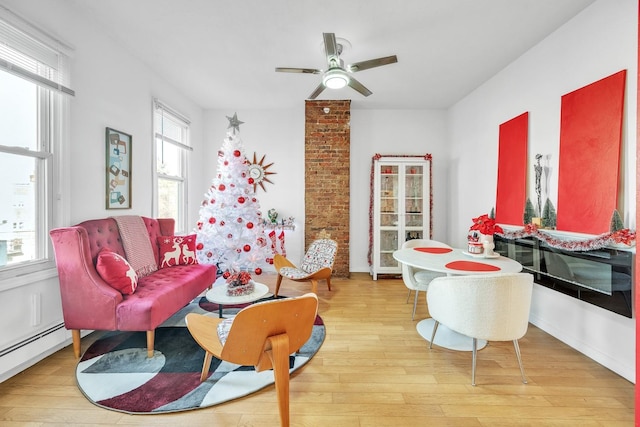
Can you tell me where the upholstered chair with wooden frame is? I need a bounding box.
[274,239,338,296]
[427,273,534,386]
[186,293,319,427]
[400,239,452,320]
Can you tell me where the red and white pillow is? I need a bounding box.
[96,250,138,295]
[158,234,198,268]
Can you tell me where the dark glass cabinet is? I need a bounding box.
[494,235,633,318]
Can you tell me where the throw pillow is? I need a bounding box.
[96,250,138,295]
[158,234,198,268]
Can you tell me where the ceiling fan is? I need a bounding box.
[275,33,398,99]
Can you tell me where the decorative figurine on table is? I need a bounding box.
[224,270,255,296]
[268,208,278,224]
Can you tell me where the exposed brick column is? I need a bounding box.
[305,100,350,277]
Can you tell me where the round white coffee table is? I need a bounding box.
[205,280,270,318]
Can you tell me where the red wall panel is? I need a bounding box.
[495,112,529,226]
[557,70,626,234]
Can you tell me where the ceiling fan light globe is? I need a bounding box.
[323,70,349,89]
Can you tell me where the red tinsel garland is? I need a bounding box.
[496,224,636,251]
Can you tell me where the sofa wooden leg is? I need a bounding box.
[71,330,81,358]
[147,330,155,358]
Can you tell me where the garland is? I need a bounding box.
[496,224,636,251]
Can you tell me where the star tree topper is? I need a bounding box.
[226,112,244,134]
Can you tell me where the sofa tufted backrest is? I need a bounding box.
[75,216,172,266]
[75,218,126,265]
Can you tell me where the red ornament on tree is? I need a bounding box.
[219,184,226,191]
[224,160,228,166]
[238,196,245,204]
[237,217,243,223]
[196,242,204,250]
[220,220,225,226]
[243,244,251,252]
[247,222,254,229]
[255,267,262,275]
[206,251,212,258]
[208,217,216,224]
[248,177,254,184]
[233,149,241,157]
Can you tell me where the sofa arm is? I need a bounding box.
[49,226,123,331]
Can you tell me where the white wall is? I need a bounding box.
[447,0,636,381]
[0,0,206,381]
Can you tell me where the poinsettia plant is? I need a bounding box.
[225,270,252,286]
[470,214,504,235]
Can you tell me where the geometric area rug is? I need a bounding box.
[75,295,325,414]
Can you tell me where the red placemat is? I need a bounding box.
[413,247,453,254]
[445,260,501,272]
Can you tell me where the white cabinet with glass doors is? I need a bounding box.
[371,156,431,280]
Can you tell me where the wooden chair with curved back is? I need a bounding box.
[274,239,338,296]
[186,293,319,427]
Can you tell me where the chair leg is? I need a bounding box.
[146,330,155,358]
[412,290,420,320]
[275,274,283,297]
[406,289,412,303]
[429,320,440,349]
[71,329,81,358]
[471,338,478,386]
[325,277,331,291]
[310,279,318,294]
[513,339,527,384]
[200,352,213,382]
[266,334,291,427]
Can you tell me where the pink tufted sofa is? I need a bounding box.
[49,217,217,358]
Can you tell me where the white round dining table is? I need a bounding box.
[393,245,523,351]
[392,246,523,276]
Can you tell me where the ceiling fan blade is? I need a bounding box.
[275,67,321,74]
[308,82,326,99]
[347,76,372,97]
[348,55,398,72]
[323,33,339,61]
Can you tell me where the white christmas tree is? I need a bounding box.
[195,114,270,276]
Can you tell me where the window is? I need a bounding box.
[153,100,191,234]
[0,10,72,277]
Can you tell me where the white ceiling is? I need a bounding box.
[70,0,595,110]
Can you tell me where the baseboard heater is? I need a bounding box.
[0,322,66,358]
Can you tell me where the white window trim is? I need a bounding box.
[152,99,191,234]
[0,7,71,284]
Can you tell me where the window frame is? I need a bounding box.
[0,9,71,283]
[152,100,192,234]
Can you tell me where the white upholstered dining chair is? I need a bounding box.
[426,273,534,386]
[400,239,451,320]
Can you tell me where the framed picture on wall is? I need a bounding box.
[106,127,132,209]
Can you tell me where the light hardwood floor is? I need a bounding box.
[0,273,634,426]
